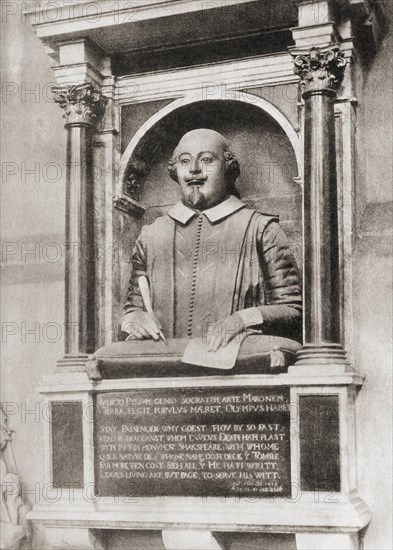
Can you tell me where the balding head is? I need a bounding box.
[174,129,228,158]
[168,129,240,210]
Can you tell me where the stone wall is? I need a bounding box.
[1,7,66,547]
[352,8,393,548]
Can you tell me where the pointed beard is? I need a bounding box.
[186,187,207,210]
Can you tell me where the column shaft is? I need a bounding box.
[53,83,107,360]
[292,46,347,366]
[303,91,341,344]
[65,124,95,355]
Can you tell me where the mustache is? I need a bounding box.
[185,176,207,184]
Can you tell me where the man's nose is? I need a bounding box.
[189,158,201,173]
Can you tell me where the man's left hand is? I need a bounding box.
[205,312,245,352]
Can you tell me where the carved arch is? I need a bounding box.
[118,92,303,196]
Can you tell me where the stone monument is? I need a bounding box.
[24,1,375,548]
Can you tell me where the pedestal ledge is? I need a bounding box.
[28,493,371,534]
[36,369,365,394]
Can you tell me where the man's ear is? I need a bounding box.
[167,158,179,182]
[225,157,240,185]
[168,169,179,183]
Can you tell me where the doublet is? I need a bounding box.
[124,195,302,341]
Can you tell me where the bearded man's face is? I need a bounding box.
[174,130,228,210]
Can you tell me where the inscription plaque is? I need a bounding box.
[94,387,291,498]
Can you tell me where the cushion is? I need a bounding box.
[87,334,301,379]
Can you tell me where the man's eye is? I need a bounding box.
[181,158,190,165]
[201,157,212,163]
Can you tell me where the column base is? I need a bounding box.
[294,344,348,368]
[162,530,224,550]
[57,354,89,369]
[296,532,359,550]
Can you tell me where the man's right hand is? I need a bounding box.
[121,311,162,341]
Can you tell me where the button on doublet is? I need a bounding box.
[187,214,203,337]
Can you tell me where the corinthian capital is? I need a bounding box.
[292,46,346,97]
[52,83,107,126]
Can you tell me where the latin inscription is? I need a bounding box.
[94,387,291,497]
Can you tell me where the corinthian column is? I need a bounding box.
[292,46,347,367]
[53,83,107,363]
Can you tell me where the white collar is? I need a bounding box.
[168,195,246,225]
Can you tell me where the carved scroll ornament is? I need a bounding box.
[52,83,108,126]
[292,46,346,97]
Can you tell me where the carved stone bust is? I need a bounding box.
[121,129,302,349]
